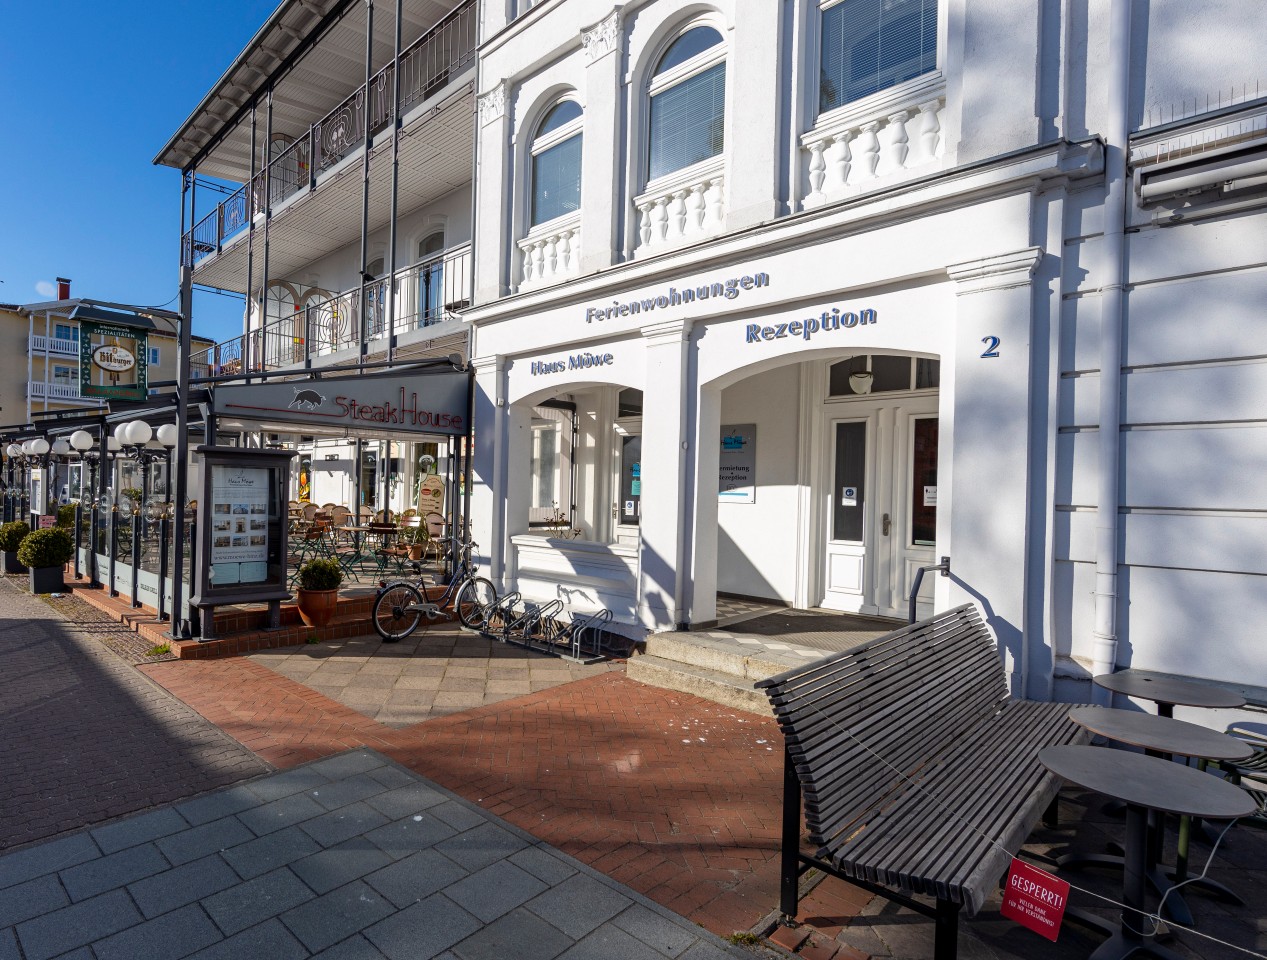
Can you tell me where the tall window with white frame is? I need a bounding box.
[417,232,445,327]
[647,26,726,181]
[818,0,937,113]
[530,100,583,227]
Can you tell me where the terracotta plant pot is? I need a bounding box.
[296,587,339,627]
[408,544,425,561]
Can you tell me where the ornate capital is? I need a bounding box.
[581,10,620,65]
[641,317,693,345]
[477,82,506,127]
[946,247,1043,295]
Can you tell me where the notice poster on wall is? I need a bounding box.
[209,465,270,585]
[719,424,757,503]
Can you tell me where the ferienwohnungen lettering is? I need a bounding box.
[585,273,770,323]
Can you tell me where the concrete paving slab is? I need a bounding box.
[0,749,748,960]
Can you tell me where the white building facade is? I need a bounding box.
[466,0,1267,708]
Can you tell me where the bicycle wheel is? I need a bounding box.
[373,583,425,642]
[455,577,497,631]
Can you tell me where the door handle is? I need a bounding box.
[882,513,891,536]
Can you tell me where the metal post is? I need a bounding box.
[108,504,119,598]
[357,0,375,360]
[171,170,194,640]
[353,437,363,550]
[245,100,257,345]
[72,496,82,580]
[385,0,403,360]
[158,448,171,621]
[779,748,802,921]
[254,85,274,380]
[130,502,141,608]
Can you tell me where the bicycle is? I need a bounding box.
[371,535,498,642]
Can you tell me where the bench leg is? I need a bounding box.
[780,748,802,923]
[934,898,960,960]
[1043,793,1060,829]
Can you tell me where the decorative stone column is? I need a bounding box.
[945,246,1043,696]
[637,318,693,631]
[470,354,508,586]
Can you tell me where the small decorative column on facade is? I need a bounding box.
[578,10,621,274]
[945,246,1043,696]
[637,318,693,630]
[470,354,508,585]
[474,81,510,302]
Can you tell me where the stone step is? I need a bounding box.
[626,654,771,715]
[640,631,800,682]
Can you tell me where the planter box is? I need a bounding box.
[3,551,26,575]
[29,565,64,594]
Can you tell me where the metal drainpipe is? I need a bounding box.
[1091,0,1132,699]
[357,0,375,361]
[385,0,402,362]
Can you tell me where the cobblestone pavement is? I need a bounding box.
[0,578,270,851]
[249,628,621,727]
[0,749,749,960]
[143,657,789,936]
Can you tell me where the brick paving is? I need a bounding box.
[0,579,269,851]
[0,749,748,960]
[249,627,621,727]
[142,656,789,936]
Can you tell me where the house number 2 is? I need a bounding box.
[980,336,1000,358]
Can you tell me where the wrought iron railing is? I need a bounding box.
[189,243,472,377]
[181,0,477,267]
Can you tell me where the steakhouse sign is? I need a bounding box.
[213,369,469,437]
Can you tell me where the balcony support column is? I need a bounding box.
[245,99,258,343]
[385,0,403,360]
[357,0,375,361]
[170,170,193,640]
[254,85,274,381]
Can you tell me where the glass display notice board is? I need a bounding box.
[191,446,293,608]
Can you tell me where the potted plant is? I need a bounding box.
[0,520,30,575]
[56,504,76,528]
[17,526,73,594]
[296,556,343,627]
[406,523,428,561]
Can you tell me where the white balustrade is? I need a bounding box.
[802,94,945,209]
[633,159,725,257]
[518,214,581,291]
[29,335,79,356]
[28,381,88,401]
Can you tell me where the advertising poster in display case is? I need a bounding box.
[191,447,293,637]
[209,465,270,586]
[719,424,757,503]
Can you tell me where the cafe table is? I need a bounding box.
[1064,707,1253,924]
[1092,671,1246,719]
[1039,744,1253,960]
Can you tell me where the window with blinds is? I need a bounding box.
[647,26,726,182]
[819,0,937,114]
[530,101,584,227]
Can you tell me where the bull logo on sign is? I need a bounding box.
[289,387,326,411]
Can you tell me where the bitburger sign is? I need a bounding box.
[214,369,469,436]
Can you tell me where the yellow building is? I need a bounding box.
[0,284,213,423]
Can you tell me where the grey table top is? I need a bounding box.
[1040,744,1257,819]
[1093,670,1247,710]
[1069,707,1254,762]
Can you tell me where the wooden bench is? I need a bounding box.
[756,604,1088,959]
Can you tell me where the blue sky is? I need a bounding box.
[0,0,279,344]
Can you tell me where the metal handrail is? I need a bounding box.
[180,0,477,267]
[908,556,950,624]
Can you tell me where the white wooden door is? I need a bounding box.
[821,399,939,616]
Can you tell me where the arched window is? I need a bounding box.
[819,0,937,114]
[647,26,726,182]
[417,232,445,325]
[530,100,583,226]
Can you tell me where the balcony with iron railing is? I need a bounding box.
[182,0,477,269]
[191,243,471,377]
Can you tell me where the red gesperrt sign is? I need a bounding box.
[1000,858,1069,942]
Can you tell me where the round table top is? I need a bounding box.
[1093,670,1247,710]
[1069,707,1254,762]
[1040,745,1256,819]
